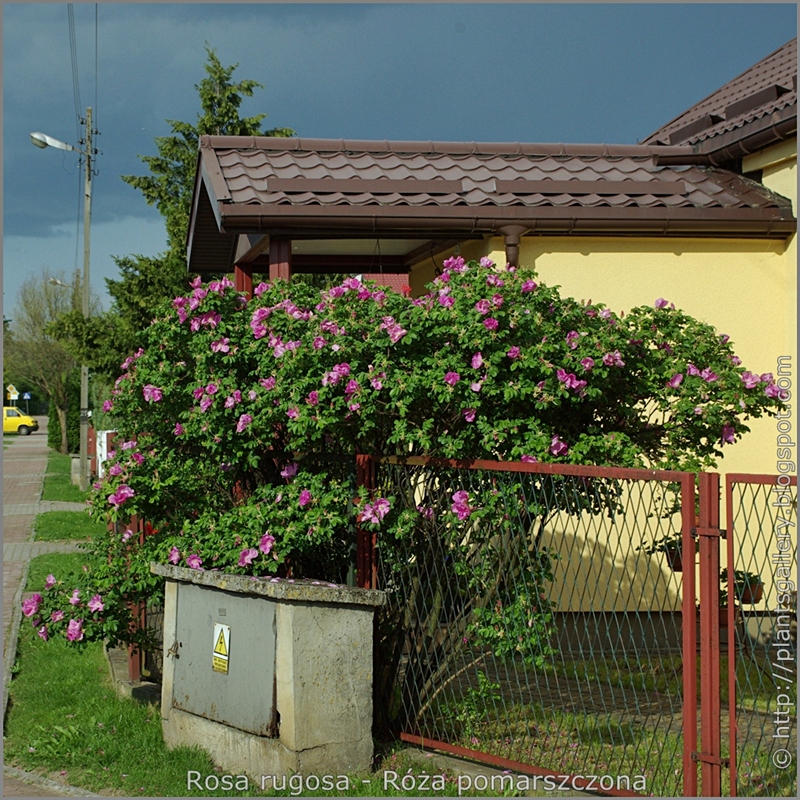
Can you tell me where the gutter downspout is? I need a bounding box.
[496,225,529,267]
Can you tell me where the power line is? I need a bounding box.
[67,4,82,137]
[94,4,99,132]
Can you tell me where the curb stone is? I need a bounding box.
[3,561,30,718]
[3,765,104,797]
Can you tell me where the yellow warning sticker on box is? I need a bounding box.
[212,622,230,673]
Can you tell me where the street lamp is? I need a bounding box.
[32,108,95,492]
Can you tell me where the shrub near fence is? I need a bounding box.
[24,259,788,794]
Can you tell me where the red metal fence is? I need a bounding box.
[357,456,796,797]
[725,474,797,797]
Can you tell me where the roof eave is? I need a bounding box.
[701,107,797,166]
[217,203,796,238]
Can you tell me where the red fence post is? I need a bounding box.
[126,514,147,682]
[355,454,376,589]
[682,472,699,797]
[697,472,723,796]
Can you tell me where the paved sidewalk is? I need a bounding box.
[3,419,88,654]
[3,418,93,797]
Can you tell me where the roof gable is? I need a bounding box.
[641,38,797,163]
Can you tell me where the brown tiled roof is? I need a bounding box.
[641,39,797,164]
[189,137,795,273]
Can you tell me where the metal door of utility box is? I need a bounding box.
[171,581,277,736]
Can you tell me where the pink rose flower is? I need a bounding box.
[451,490,472,521]
[238,548,259,567]
[186,554,203,570]
[667,374,683,388]
[108,484,135,507]
[722,425,736,444]
[66,619,84,642]
[22,594,42,618]
[88,594,104,613]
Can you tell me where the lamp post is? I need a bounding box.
[32,108,94,492]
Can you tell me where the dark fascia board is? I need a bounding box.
[219,201,794,224]
[186,152,206,265]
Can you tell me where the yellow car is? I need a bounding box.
[3,406,39,435]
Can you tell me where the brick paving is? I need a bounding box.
[3,419,91,797]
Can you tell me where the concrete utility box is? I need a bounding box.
[151,564,385,778]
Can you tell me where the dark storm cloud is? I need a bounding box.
[4,3,796,240]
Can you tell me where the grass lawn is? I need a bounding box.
[6,557,508,797]
[34,510,107,541]
[26,553,88,591]
[41,450,89,503]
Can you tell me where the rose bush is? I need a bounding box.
[29,257,784,649]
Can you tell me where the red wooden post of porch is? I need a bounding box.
[697,472,723,797]
[269,239,292,281]
[233,262,253,299]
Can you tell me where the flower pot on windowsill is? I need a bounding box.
[665,546,685,572]
[663,539,699,572]
[737,582,764,605]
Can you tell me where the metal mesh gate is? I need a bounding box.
[726,474,798,797]
[369,456,697,797]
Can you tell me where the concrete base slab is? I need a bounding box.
[162,706,373,779]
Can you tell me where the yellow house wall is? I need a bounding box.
[743,137,797,214]
[475,235,796,483]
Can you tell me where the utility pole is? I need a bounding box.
[80,107,93,492]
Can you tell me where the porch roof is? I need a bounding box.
[187,136,796,275]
